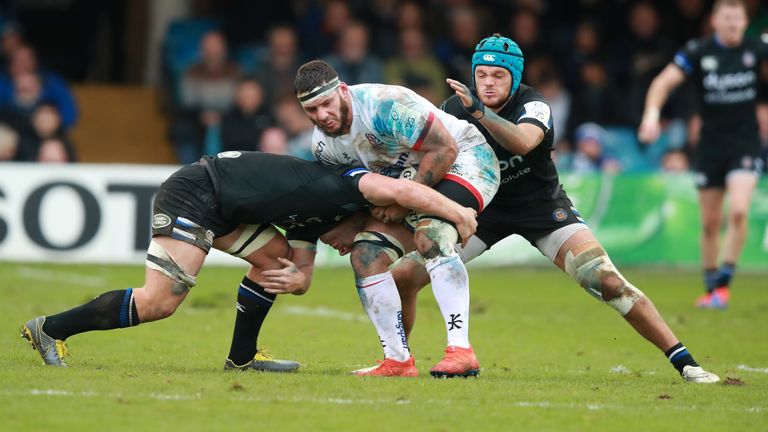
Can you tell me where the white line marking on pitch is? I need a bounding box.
[12,390,767,413]
[279,305,366,322]
[16,267,106,288]
[737,365,768,374]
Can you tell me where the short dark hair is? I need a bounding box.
[293,60,339,96]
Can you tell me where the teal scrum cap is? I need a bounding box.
[471,33,524,95]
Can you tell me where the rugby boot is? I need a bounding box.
[429,345,480,378]
[682,365,721,383]
[224,348,300,372]
[695,287,730,310]
[351,356,418,377]
[20,316,69,367]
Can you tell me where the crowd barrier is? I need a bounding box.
[0,163,766,270]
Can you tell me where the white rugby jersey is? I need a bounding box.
[311,84,485,177]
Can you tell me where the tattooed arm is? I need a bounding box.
[412,115,457,186]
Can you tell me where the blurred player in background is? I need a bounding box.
[391,34,720,383]
[20,151,477,370]
[639,0,767,309]
[294,59,499,377]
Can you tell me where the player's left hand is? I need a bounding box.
[447,78,485,119]
[261,257,309,295]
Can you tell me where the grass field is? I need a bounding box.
[1,262,766,431]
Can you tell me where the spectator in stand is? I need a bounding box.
[254,25,303,106]
[30,103,76,162]
[566,58,620,137]
[220,76,274,153]
[560,20,602,92]
[384,27,447,104]
[323,21,384,85]
[258,127,289,155]
[509,9,547,82]
[0,45,78,129]
[661,149,691,173]
[437,6,483,81]
[614,1,678,126]
[570,122,621,174]
[171,30,240,164]
[0,22,25,72]
[365,0,400,60]
[0,123,18,161]
[305,0,352,59]
[528,58,571,149]
[665,0,708,44]
[274,95,314,160]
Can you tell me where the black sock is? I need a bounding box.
[227,277,276,366]
[714,262,735,289]
[42,289,140,340]
[665,342,699,375]
[703,268,720,293]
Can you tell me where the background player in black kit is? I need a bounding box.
[639,0,767,309]
[391,34,720,383]
[20,151,477,370]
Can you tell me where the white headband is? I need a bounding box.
[297,77,340,105]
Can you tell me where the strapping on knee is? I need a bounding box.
[353,231,405,263]
[222,224,279,258]
[415,219,459,260]
[564,247,644,315]
[146,240,197,289]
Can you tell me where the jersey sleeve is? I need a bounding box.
[373,93,435,151]
[515,90,553,133]
[672,39,702,75]
[311,128,340,166]
[439,95,473,120]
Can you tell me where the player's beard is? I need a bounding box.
[320,97,351,138]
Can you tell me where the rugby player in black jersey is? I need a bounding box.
[639,0,767,309]
[20,151,477,370]
[388,34,719,382]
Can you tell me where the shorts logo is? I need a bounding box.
[553,208,568,222]
[205,230,215,245]
[217,151,241,158]
[152,213,172,229]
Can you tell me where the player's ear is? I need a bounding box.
[339,82,349,96]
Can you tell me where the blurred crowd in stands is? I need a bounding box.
[1,0,768,173]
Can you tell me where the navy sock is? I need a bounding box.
[665,342,699,375]
[714,262,735,289]
[227,277,276,366]
[703,268,720,293]
[42,289,140,340]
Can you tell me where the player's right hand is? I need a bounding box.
[637,118,661,145]
[455,206,478,247]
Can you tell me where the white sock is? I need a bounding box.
[426,254,471,348]
[356,272,410,361]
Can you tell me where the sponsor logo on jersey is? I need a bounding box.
[483,54,496,62]
[701,56,718,71]
[552,208,568,222]
[314,140,325,160]
[399,166,417,179]
[217,151,241,158]
[152,213,171,229]
[499,155,524,172]
[365,133,383,146]
[742,51,755,68]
